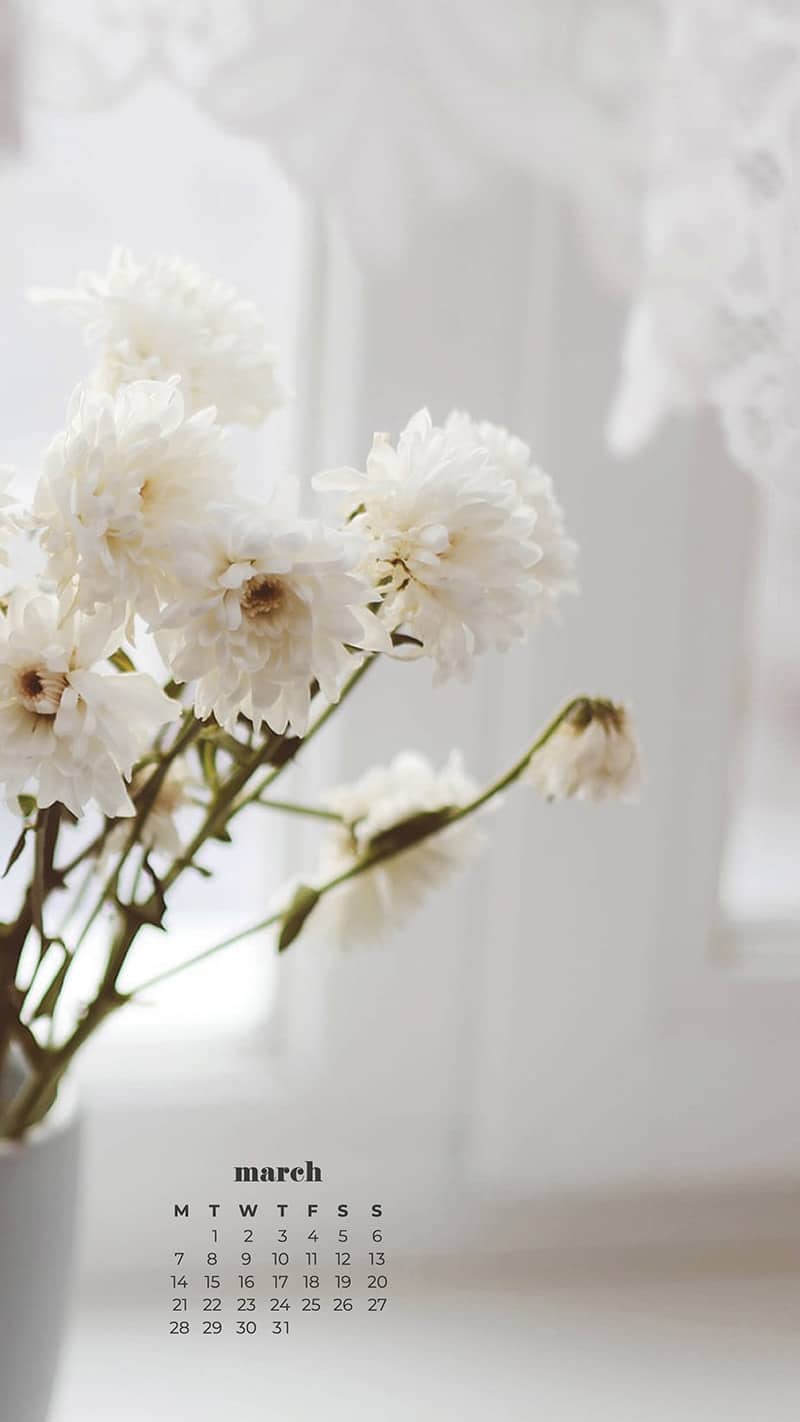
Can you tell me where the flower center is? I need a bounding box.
[240,574,287,619]
[16,667,69,716]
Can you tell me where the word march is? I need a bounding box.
[234,1161,322,1183]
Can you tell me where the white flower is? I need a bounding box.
[157,503,389,737]
[313,750,485,945]
[315,409,542,681]
[32,247,285,427]
[106,759,195,859]
[34,378,233,622]
[525,699,642,803]
[0,468,19,567]
[445,412,578,614]
[0,588,180,819]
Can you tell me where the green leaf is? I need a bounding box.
[17,794,37,819]
[366,808,454,860]
[109,647,136,673]
[199,739,219,792]
[3,826,30,878]
[278,884,320,953]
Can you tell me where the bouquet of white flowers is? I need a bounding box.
[0,249,640,1140]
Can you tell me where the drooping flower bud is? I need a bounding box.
[525,698,642,803]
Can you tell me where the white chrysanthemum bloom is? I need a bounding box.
[315,409,542,681]
[526,699,642,803]
[445,411,578,614]
[314,750,485,945]
[158,503,390,737]
[106,759,196,860]
[34,378,233,622]
[0,468,20,567]
[0,588,180,819]
[32,247,285,426]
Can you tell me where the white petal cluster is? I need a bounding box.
[0,469,19,567]
[106,759,196,860]
[33,248,285,427]
[0,589,180,819]
[34,378,233,622]
[316,750,485,945]
[158,505,389,737]
[316,409,544,680]
[526,699,642,803]
[445,412,578,615]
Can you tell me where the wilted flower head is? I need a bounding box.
[526,698,642,802]
[445,412,578,615]
[158,502,389,737]
[316,409,542,681]
[34,378,233,622]
[315,749,485,944]
[32,247,285,427]
[0,588,180,818]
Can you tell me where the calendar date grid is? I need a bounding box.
[168,1199,389,1336]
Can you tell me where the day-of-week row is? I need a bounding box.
[173,1203,384,1219]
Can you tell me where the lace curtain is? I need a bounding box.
[17,0,800,496]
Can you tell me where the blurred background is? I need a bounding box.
[1,2,799,1419]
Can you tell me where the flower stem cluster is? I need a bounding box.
[0,250,639,1140]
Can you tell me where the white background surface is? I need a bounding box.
[0,9,799,1419]
[53,1251,800,1422]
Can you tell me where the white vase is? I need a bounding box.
[0,1062,81,1422]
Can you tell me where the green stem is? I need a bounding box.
[3,656,381,1139]
[228,656,376,821]
[54,859,96,938]
[112,713,204,885]
[57,821,113,880]
[12,716,206,1078]
[70,713,202,954]
[0,991,121,1139]
[164,655,375,886]
[29,805,62,952]
[447,696,582,826]
[9,1017,46,1069]
[6,899,146,1137]
[129,695,582,998]
[0,893,36,1086]
[31,813,47,950]
[0,1061,55,1138]
[249,797,343,824]
[2,656,401,1138]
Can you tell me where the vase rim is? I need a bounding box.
[0,1074,79,1156]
